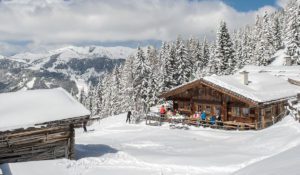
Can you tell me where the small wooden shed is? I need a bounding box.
[160,70,300,129]
[0,88,90,164]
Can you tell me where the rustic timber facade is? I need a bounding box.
[160,74,298,129]
[0,88,90,164]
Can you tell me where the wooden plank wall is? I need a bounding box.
[0,125,74,164]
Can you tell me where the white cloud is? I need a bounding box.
[276,0,290,8]
[0,0,278,55]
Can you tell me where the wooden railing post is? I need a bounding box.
[69,124,75,160]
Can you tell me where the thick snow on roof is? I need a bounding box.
[203,72,300,103]
[240,65,300,80]
[0,88,90,131]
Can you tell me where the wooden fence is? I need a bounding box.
[146,109,288,131]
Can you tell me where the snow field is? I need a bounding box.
[2,113,300,175]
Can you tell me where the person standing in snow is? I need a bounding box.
[160,105,166,117]
[201,111,207,121]
[126,111,132,123]
[193,111,199,118]
[83,119,88,132]
[210,115,216,125]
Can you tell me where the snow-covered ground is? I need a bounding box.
[2,114,300,175]
[270,48,286,66]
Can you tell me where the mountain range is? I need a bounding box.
[0,46,135,94]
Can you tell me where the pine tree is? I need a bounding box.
[175,36,191,84]
[157,42,168,93]
[272,13,283,50]
[241,25,254,65]
[93,78,103,116]
[146,45,160,105]
[207,43,218,75]
[215,21,235,75]
[284,0,300,57]
[111,66,122,115]
[198,38,210,77]
[191,39,203,79]
[85,85,94,116]
[121,55,136,113]
[133,47,151,113]
[254,12,275,66]
[101,72,113,117]
[165,42,177,88]
[233,29,244,69]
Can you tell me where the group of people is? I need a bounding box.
[123,105,222,126]
[193,111,222,125]
[160,104,222,125]
[160,105,179,117]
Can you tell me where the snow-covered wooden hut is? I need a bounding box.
[160,66,300,129]
[0,88,90,164]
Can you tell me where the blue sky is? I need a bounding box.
[222,0,278,12]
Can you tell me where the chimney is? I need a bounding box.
[284,56,292,66]
[240,71,249,85]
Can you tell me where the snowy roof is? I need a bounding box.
[240,65,300,81]
[203,72,300,103]
[0,88,90,131]
[161,66,300,105]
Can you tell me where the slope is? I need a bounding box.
[1,114,300,175]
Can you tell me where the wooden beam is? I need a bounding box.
[171,97,222,105]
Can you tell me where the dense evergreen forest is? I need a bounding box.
[80,0,300,118]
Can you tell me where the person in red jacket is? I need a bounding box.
[160,105,166,117]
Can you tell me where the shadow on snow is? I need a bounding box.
[75,144,118,160]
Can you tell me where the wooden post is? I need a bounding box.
[146,115,148,125]
[221,99,228,121]
[261,109,265,129]
[255,121,258,130]
[69,124,75,160]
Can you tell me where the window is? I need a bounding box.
[187,102,191,110]
[179,102,184,109]
[208,89,212,96]
[198,89,203,96]
[206,105,211,114]
[198,105,202,112]
[265,107,272,118]
[242,108,250,117]
[232,107,240,116]
[250,108,255,115]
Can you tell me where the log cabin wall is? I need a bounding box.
[259,101,286,128]
[170,84,259,124]
[164,80,290,129]
[0,125,75,164]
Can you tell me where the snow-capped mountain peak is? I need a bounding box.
[11,45,135,63]
[0,45,134,93]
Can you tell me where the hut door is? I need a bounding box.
[193,103,201,113]
[173,101,178,110]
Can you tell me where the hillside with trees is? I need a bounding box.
[81,0,300,118]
